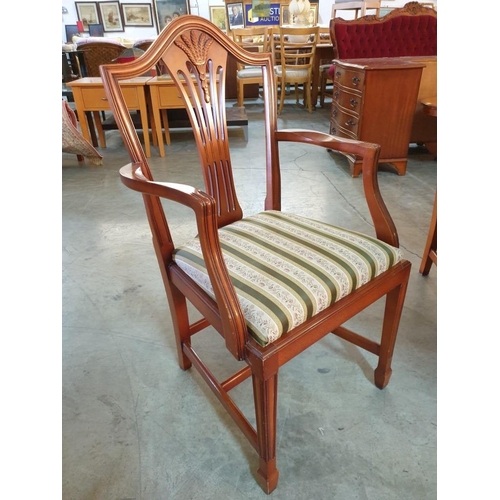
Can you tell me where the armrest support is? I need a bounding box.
[275,130,399,247]
[119,162,249,359]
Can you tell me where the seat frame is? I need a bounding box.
[100,15,411,494]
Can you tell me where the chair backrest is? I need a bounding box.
[78,41,126,76]
[133,39,155,51]
[232,26,272,69]
[330,1,437,59]
[100,15,279,229]
[275,25,319,76]
[331,1,381,19]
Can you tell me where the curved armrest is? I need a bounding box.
[275,129,399,247]
[119,163,249,359]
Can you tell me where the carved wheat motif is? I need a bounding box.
[174,31,214,103]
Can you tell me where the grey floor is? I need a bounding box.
[62,99,437,500]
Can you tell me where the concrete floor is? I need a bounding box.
[62,100,437,500]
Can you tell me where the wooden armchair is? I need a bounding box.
[100,16,411,494]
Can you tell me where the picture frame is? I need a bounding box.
[279,4,317,25]
[122,3,154,27]
[65,24,81,42]
[98,1,124,32]
[279,5,290,25]
[153,0,190,34]
[88,23,104,36]
[75,2,100,32]
[227,2,244,30]
[209,6,227,33]
[308,5,318,25]
[244,3,280,26]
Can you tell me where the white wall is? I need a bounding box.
[62,0,434,42]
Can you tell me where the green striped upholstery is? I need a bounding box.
[173,211,402,347]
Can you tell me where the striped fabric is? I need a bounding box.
[173,211,402,347]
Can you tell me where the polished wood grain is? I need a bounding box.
[100,16,411,494]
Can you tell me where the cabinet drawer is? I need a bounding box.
[81,86,140,109]
[330,116,357,140]
[334,66,365,92]
[330,104,360,136]
[332,84,362,115]
[156,84,186,108]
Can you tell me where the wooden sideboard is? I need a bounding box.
[329,57,425,177]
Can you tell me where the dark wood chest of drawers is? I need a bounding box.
[329,58,425,177]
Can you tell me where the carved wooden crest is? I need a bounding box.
[174,31,214,103]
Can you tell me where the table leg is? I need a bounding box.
[161,110,171,146]
[92,111,107,148]
[137,90,151,158]
[148,88,166,157]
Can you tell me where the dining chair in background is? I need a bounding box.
[274,25,319,114]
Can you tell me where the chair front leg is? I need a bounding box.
[279,77,286,115]
[374,275,410,389]
[252,370,280,494]
[166,283,193,371]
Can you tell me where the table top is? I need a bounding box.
[67,76,152,87]
[420,96,437,117]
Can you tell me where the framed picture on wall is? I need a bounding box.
[209,6,227,32]
[75,2,100,32]
[98,1,124,32]
[88,23,105,36]
[279,3,317,25]
[122,3,154,27]
[227,2,244,29]
[65,24,81,42]
[153,0,190,33]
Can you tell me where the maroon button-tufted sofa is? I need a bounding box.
[328,2,437,155]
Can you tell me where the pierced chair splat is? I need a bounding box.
[100,15,411,495]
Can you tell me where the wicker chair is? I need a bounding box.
[133,39,155,52]
[79,41,126,77]
[77,41,126,145]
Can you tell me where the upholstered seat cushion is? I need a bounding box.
[173,211,402,347]
[275,66,308,79]
[237,67,263,78]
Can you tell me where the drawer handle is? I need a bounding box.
[345,119,356,127]
[352,76,361,85]
[332,109,338,117]
[101,97,108,101]
[349,98,358,108]
[333,90,339,99]
[335,71,341,78]
[331,127,337,134]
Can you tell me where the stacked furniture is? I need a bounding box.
[328,2,437,176]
